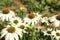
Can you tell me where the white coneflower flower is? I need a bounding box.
[49,14,60,27]
[52,30,60,40]
[23,12,42,25]
[17,23,28,33]
[0,25,22,40]
[41,17,49,26]
[18,23,28,29]
[0,7,15,21]
[10,17,22,26]
[43,28,53,35]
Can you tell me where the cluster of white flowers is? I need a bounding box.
[0,7,60,40]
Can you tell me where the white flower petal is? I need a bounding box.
[16,31,22,38]
[13,33,19,40]
[9,34,14,40]
[16,28,22,38]
[5,33,10,40]
[1,31,7,38]
[53,20,60,27]
[1,28,7,34]
[56,37,60,40]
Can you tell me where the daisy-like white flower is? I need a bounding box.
[18,23,28,29]
[0,25,22,40]
[23,12,42,25]
[17,23,29,33]
[10,17,22,26]
[43,28,53,35]
[52,30,60,40]
[0,7,15,21]
[41,17,49,26]
[49,13,60,27]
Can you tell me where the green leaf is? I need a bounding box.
[15,8,27,19]
[45,0,53,5]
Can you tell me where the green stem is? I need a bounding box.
[32,32,35,40]
[51,35,54,40]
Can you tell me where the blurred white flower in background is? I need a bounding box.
[49,14,60,27]
[23,12,42,25]
[17,23,28,33]
[43,28,53,35]
[52,30,60,40]
[0,7,15,21]
[41,17,49,26]
[10,17,22,26]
